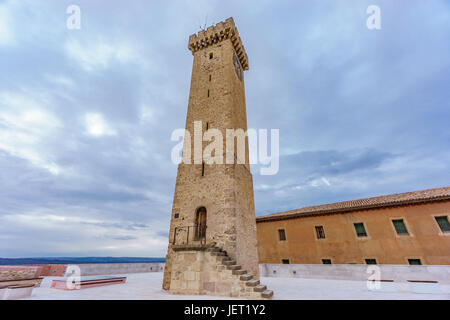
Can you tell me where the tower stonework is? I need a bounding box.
[162,18,272,299]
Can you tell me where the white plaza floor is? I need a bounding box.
[25,272,450,300]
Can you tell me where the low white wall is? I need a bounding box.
[64,263,165,277]
[62,262,450,285]
[259,264,450,284]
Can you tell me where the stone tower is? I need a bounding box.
[162,17,272,299]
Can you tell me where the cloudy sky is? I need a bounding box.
[0,0,449,258]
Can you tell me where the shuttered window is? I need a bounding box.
[392,219,409,235]
[354,223,368,237]
[435,216,450,232]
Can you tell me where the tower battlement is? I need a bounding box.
[188,17,249,70]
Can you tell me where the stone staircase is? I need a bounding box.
[206,244,274,299]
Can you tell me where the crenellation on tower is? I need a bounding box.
[188,17,249,70]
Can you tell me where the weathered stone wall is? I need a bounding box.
[163,17,259,292]
[169,248,265,299]
[0,266,41,281]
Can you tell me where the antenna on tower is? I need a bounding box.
[200,14,208,31]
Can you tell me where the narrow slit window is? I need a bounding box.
[207,89,210,97]
[209,74,212,81]
[278,229,286,241]
[209,52,213,59]
[206,122,209,130]
[201,162,205,177]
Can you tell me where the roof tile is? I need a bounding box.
[256,186,450,222]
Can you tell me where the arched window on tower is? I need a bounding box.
[195,207,207,241]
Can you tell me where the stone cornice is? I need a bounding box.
[188,17,249,70]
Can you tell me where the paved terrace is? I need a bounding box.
[25,273,450,300]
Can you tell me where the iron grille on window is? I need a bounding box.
[315,226,326,239]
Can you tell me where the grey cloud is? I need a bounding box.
[0,0,449,257]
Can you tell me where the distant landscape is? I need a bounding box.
[0,257,166,265]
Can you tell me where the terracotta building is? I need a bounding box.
[256,187,450,265]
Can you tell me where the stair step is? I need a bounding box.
[223,260,236,266]
[211,251,226,256]
[221,256,231,262]
[254,285,267,292]
[246,279,260,287]
[240,274,253,281]
[261,290,274,299]
[227,265,241,271]
[232,269,247,275]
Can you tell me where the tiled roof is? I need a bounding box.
[256,187,450,222]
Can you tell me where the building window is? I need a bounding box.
[209,52,213,59]
[392,219,409,235]
[315,226,326,239]
[282,259,290,264]
[354,223,368,237]
[209,74,212,81]
[435,216,450,233]
[174,213,179,219]
[207,89,210,97]
[278,229,286,241]
[365,259,377,265]
[201,162,205,177]
[322,259,332,264]
[408,259,422,265]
